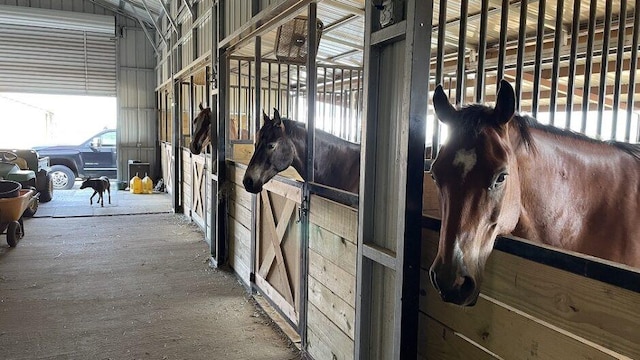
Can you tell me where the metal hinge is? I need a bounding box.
[297,195,309,223]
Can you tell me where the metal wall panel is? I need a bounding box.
[223,0,252,38]
[0,23,116,95]
[117,27,157,182]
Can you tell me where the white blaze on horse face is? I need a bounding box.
[453,148,477,180]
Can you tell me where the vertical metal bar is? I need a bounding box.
[476,0,489,102]
[341,68,346,138]
[277,62,282,110]
[597,0,613,139]
[626,0,640,142]
[532,0,546,118]
[287,64,291,116]
[433,0,446,158]
[296,65,300,120]
[190,76,195,141]
[497,0,509,82]
[582,0,598,133]
[612,0,627,140]
[237,59,242,139]
[301,3,318,352]
[356,69,362,144]
[549,0,564,126]
[515,0,528,111]
[323,66,328,130]
[255,39,262,136]
[331,67,336,133]
[456,0,469,105]
[349,69,354,142]
[248,59,253,138]
[566,0,581,129]
[268,62,272,110]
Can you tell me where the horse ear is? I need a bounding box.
[494,79,515,125]
[263,110,271,124]
[433,85,457,124]
[272,108,283,127]
[199,103,204,111]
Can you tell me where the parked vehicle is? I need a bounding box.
[33,129,117,190]
[0,150,53,212]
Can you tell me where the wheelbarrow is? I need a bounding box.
[0,187,36,247]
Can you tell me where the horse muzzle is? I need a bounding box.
[242,176,263,194]
[429,262,479,306]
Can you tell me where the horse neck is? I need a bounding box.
[284,120,309,180]
[508,123,639,246]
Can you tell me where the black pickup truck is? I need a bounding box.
[34,129,117,190]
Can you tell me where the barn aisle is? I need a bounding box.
[0,213,299,360]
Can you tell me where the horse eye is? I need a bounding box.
[267,143,276,150]
[430,173,438,185]
[490,172,508,190]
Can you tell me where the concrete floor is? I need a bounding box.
[0,190,300,359]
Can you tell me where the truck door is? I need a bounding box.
[83,130,117,178]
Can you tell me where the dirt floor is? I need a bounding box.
[0,213,300,360]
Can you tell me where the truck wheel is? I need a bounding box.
[7,221,21,247]
[38,172,53,202]
[50,165,75,190]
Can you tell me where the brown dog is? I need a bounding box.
[80,176,111,207]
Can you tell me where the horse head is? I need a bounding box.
[428,80,522,306]
[243,109,296,193]
[189,104,212,155]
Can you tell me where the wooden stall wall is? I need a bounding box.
[306,196,357,360]
[160,142,173,196]
[419,174,640,359]
[182,148,193,217]
[227,163,253,285]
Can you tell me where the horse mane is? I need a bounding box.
[454,103,640,160]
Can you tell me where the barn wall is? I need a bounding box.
[419,176,640,359]
[307,196,357,360]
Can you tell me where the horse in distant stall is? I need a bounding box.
[242,109,360,194]
[190,104,212,155]
[428,79,640,306]
[189,105,250,155]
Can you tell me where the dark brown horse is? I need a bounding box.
[189,104,212,155]
[428,80,640,306]
[242,109,360,194]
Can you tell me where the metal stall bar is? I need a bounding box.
[456,0,468,105]
[565,0,581,129]
[531,0,546,118]
[356,69,362,144]
[549,0,563,126]
[268,62,272,110]
[331,67,336,133]
[581,0,598,133]
[496,0,509,83]
[515,0,528,111]
[214,1,227,267]
[287,64,291,115]
[432,0,447,159]
[597,0,613,139]
[341,68,346,138]
[475,0,489,102]
[237,59,242,139]
[626,0,640,142]
[611,0,627,140]
[277,62,282,110]
[300,3,318,350]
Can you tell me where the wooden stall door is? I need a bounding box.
[191,154,207,229]
[256,181,302,326]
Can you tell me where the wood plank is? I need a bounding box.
[229,199,252,229]
[422,228,640,359]
[422,172,440,218]
[263,179,301,203]
[230,183,252,211]
[309,196,358,243]
[309,223,357,277]
[418,312,498,360]
[307,303,354,360]
[227,163,246,186]
[255,275,297,325]
[258,197,296,278]
[309,249,356,306]
[308,275,355,340]
[228,218,251,265]
[420,269,626,360]
[260,193,294,304]
[307,328,342,360]
[233,143,254,162]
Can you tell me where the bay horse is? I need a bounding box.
[189,104,212,155]
[428,79,640,306]
[242,109,360,194]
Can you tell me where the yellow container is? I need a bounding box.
[129,173,143,194]
[142,173,153,194]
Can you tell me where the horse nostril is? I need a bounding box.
[243,177,253,188]
[460,275,476,297]
[429,269,440,292]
